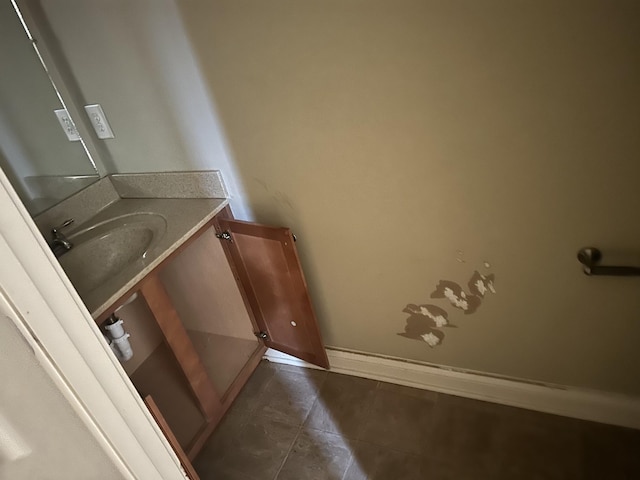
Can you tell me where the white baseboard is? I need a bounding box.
[264,348,640,430]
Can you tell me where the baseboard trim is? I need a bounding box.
[263,348,640,430]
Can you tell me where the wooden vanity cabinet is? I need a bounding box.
[97,206,328,477]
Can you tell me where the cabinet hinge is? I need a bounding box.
[216,231,232,242]
[255,331,269,340]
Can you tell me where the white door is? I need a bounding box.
[0,169,188,479]
[0,313,125,479]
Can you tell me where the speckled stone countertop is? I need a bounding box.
[68,196,228,320]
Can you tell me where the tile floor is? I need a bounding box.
[194,361,640,480]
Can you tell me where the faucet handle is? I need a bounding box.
[52,218,74,234]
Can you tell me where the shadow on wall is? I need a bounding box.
[398,270,496,347]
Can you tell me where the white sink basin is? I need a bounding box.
[59,213,167,296]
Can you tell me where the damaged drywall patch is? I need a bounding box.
[398,303,457,348]
[397,312,446,348]
[398,268,496,348]
[467,271,496,297]
[402,304,455,328]
[430,280,482,314]
[420,332,443,347]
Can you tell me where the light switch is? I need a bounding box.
[54,109,81,141]
[84,104,114,139]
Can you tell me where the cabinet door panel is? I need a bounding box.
[217,219,329,369]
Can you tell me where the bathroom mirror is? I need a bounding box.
[0,1,99,216]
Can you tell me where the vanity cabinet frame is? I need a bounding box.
[94,205,328,475]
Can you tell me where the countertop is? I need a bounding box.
[67,197,229,319]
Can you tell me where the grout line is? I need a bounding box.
[272,424,303,480]
[340,452,355,480]
[232,365,278,427]
[253,367,277,406]
[271,364,328,479]
[304,388,323,429]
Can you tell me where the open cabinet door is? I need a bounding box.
[216,218,330,369]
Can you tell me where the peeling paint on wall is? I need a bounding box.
[467,271,496,298]
[403,303,454,328]
[430,280,482,314]
[397,304,455,348]
[398,268,496,348]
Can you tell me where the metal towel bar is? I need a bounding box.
[577,247,640,276]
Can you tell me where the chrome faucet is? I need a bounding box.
[51,218,74,254]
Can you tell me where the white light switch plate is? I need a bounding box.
[54,109,81,141]
[84,104,114,139]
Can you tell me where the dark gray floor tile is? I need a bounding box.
[357,384,438,455]
[195,416,299,480]
[254,367,327,426]
[225,361,278,421]
[196,364,640,480]
[434,391,521,417]
[344,442,430,480]
[581,421,640,480]
[494,410,582,479]
[423,457,497,480]
[342,445,371,480]
[276,429,354,480]
[377,381,439,402]
[426,393,503,476]
[276,362,326,375]
[195,462,254,480]
[304,373,378,438]
[371,450,431,480]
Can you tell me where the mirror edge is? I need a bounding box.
[13,0,111,177]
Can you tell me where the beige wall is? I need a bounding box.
[176,0,640,395]
[41,1,640,395]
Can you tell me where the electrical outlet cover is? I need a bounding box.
[84,104,114,139]
[54,109,81,141]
